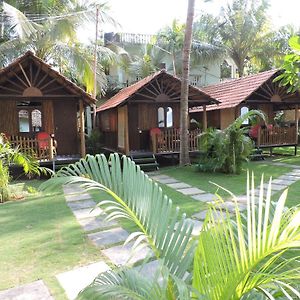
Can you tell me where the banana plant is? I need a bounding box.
[41,154,300,299]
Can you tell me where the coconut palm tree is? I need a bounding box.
[41,153,300,299]
[0,1,117,94]
[179,0,195,166]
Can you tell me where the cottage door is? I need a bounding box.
[53,100,78,155]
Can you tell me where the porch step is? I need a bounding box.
[130,152,159,171]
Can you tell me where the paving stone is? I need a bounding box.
[263,183,287,191]
[56,261,110,300]
[67,200,96,211]
[63,185,83,194]
[65,193,92,202]
[191,193,216,202]
[177,187,205,196]
[278,175,299,182]
[134,260,160,279]
[192,209,229,221]
[217,201,247,212]
[0,280,53,300]
[156,178,179,184]
[150,175,172,181]
[102,241,153,266]
[78,216,117,232]
[190,219,204,236]
[167,182,191,189]
[72,207,103,220]
[88,227,129,247]
[272,178,295,186]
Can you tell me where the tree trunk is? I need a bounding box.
[180,0,195,166]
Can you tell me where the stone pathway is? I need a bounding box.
[54,184,156,299]
[150,165,300,222]
[0,280,53,300]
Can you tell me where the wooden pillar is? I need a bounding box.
[202,104,207,131]
[79,99,86,158]
[124,105,129,155]
[295,105,299,143]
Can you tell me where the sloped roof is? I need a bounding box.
[0,51,96,105]
[191,69,279,112]
[97,70,218,112]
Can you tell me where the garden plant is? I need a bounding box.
[42,153,300,299]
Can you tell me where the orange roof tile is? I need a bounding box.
[190,69,279,112]
[97,70,218,112]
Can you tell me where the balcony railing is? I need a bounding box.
[151,128,201,154]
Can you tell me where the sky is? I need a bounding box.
[102,0,300,34]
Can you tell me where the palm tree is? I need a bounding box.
[41,153,300,299]
[179,0,195,166]
[0,1,117,94]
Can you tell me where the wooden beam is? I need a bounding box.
[203,104,207,131]
[33,63,41,86]
[42,85,64,94]
[0,85,22,94]
[18,63,31,87]
[0,95,81,99]
[79,99,86,158]
[135,92,157,100]
[39,78,57,91]
[36,73,48,88]
[12,71,29,88]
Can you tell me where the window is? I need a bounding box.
[158,106,173,128]
[17,101,42,133]
[240,106,249,125]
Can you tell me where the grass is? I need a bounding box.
[265,146,300,166]
[160,161,292,199]
[0,180,103,300]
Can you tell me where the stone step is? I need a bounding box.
[67,200,96,211]
[192,193,216,202]
[65,193,92,202]
[102,241,153,266]
[78,216,118,232]
[56,261,110,300]
[177,187,205,196]
[88,227,129,247]
[72,207,103,220]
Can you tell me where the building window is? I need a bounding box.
[17,101,42,133]
[158,106,173,128]
[240,106,249,125]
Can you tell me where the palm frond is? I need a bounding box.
[41,154,196,280]
[193,172,300,299]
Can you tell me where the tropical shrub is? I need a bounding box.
[198,110,266,174]
[0,133,42,202]
[41,153,300,299]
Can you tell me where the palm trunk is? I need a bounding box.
[180,0,195,165]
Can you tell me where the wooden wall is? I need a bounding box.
[0,100,18,134]
[220,107,236,129]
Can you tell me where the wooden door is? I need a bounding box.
[53,100,78,155]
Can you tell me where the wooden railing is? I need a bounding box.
[151,128,201,154]
[257,126,297,147]
[8,135,55,160]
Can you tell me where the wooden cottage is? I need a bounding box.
[190,70,300,153]
[97,70,218,155]
[0,51,95,160]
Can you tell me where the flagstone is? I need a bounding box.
[88,227,129,247]
[156,178,179,184]
[72,207,103,220]
[67,200,96,211]
[191,193,216,202]
[65,193,92,202]
[263,183,287,191]
[56,261,110,300]
[0,280,53,300]
[177,187,205,195]
[102,242,153,266]
[192,209,229,221]
[63,185,83,194]
[167,182,191,189]
[150,175,173,181]
[272,178,295,186]
[78,216,117,232]
[134,260,160,279]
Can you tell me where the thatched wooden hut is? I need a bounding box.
[97,70,218,155]
[0,51,95,160]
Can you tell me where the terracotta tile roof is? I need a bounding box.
[97,70,218,112]
[190,69,279,112]
[0,51,96,105]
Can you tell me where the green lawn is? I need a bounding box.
[0,180,103,300]
[263,146,300,166]
[160,161,292,200]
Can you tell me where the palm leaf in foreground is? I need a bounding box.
[41,154,196,282]
[193,173,300,299]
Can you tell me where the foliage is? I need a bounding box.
[198,110,266,174]
[86,129,103,155]
[0,133,42,202]
[41,154,300,299]
[193,173,300,299]
[0,1,117,95]
[274,35,300,93]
